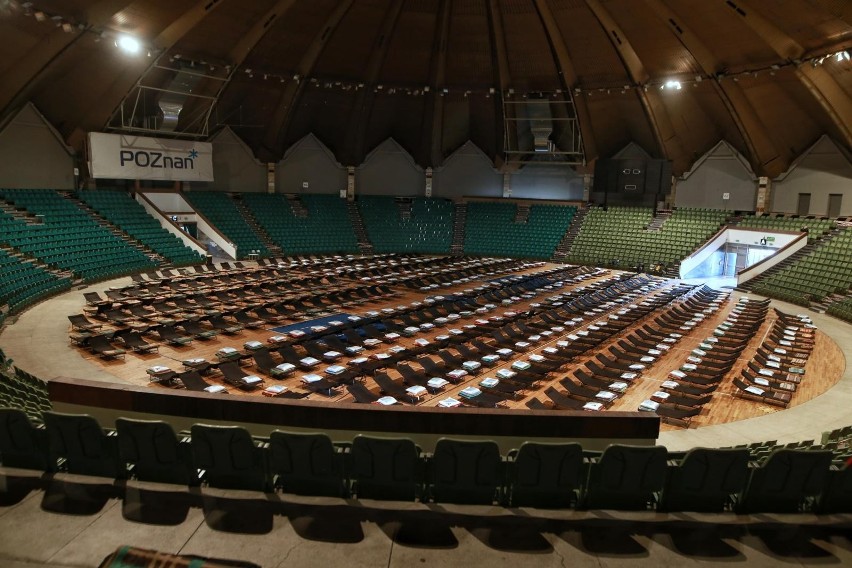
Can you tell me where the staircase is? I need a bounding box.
[0,198,44,226]
[514,204,531,224]
[552,205,589,261]
[286,195,309,219]
[396,198,412,220]
[346,201,374,255]
[0,243,74,281]
[450,202,467,255]
[645,210,671,231]
[61,193,166,266]
[233,197,282,257]
[738,225,846,293]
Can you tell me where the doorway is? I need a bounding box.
[796,193,811,216]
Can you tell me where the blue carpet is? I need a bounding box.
[271,313,353,335]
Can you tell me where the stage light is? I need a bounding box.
[116,35,140,55]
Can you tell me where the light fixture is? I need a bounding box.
[34,10,46,22]
[116,35,141,55]
[662,80,682,90]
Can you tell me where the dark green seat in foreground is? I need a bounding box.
[116,418,196,486]
[43,411,123,478]
[0,407,50,471]
[350,435,422,501]
[268,431,346,497]
[582,444,667,510]
[737,449,833,513]
[658,447,750,512]
[190,424,267,491]
[430,438,502,505]
[506,441,584,508]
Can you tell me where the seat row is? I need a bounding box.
[2,410,850,515]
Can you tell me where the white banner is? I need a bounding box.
[88,132,214,181]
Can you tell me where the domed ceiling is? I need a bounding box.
[0,0,849,176]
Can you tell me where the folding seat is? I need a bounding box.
[658,447,749,512]
[116,418,196,485]
[43,411,123,478]
[582,444,667,510]
[737,449,833,513]
[506,441,584,508]
[267,431,346,497]
[0,407,50,471]
[350,435,422,501]
[429,438,503,505]
[190,424,268,491]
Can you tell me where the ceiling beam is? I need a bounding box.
[734,0,852,149]
[485,0,514,168]
[343,0,406,166]
[94,0,294,146]
[533,0,597,164]
[0,0,134,120]
[584,0,686,166]
[262,0,354,160]
[154,0,227,49]
[418,0,452,167]
[643,0,784,176]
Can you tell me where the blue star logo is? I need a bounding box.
[188,149,199,159]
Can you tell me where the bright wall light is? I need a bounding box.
[116,35,141,55]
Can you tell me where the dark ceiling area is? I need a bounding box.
[0,0,850,176]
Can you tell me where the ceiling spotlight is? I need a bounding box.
[62,22,73,33]
[34,10,46,22]
[116,35,141,55]
[663,80,682,90]
[837,50,850,62]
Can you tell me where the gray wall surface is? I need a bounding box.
[204,127,267,192]
[277,134,347,194]
[0,104,74,189]
[356,139,424,196]
[771,136,852,217]
[433,142,502,198]
[675,142,756,211]
[510,164,584,200]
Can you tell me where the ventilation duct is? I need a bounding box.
[514,99,555,154]
[156,65,202,132]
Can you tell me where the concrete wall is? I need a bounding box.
[675,141,756,211]
[277,134,346,194]
[144,192,195,213]
[204,127,266,192]
[510,164,584,200]
[0,103,75,189]
[433,141,501,198]
[356,138,424,196]
[771,136,852,217]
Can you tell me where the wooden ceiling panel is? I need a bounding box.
[109,0,197,38]
[312,0,391,80]
[500,0,560,91]
[667,1,778,72]
[245,0,340,76]
[549,1,628,88]
[746,1,851,53]
[445,0,493,87]
[379,1,440,85]
[603,0,700,79]
[175,0,278,62]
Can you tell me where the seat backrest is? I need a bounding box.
[190,424,266,490]
[759,449,833,495]
[351,435,420,501]
[510,442,584,508]
[116,418,193,485]
[678,448,750,494]
[43,411,120,478]
[431,438,502,505]
[268,431,343,497]
[0,408,49,471]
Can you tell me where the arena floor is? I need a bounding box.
[0,260,851,567]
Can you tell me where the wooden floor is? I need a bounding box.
[71,260,846,431]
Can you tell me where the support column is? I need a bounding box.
[267,163,276,194]
[346,166,356,201]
